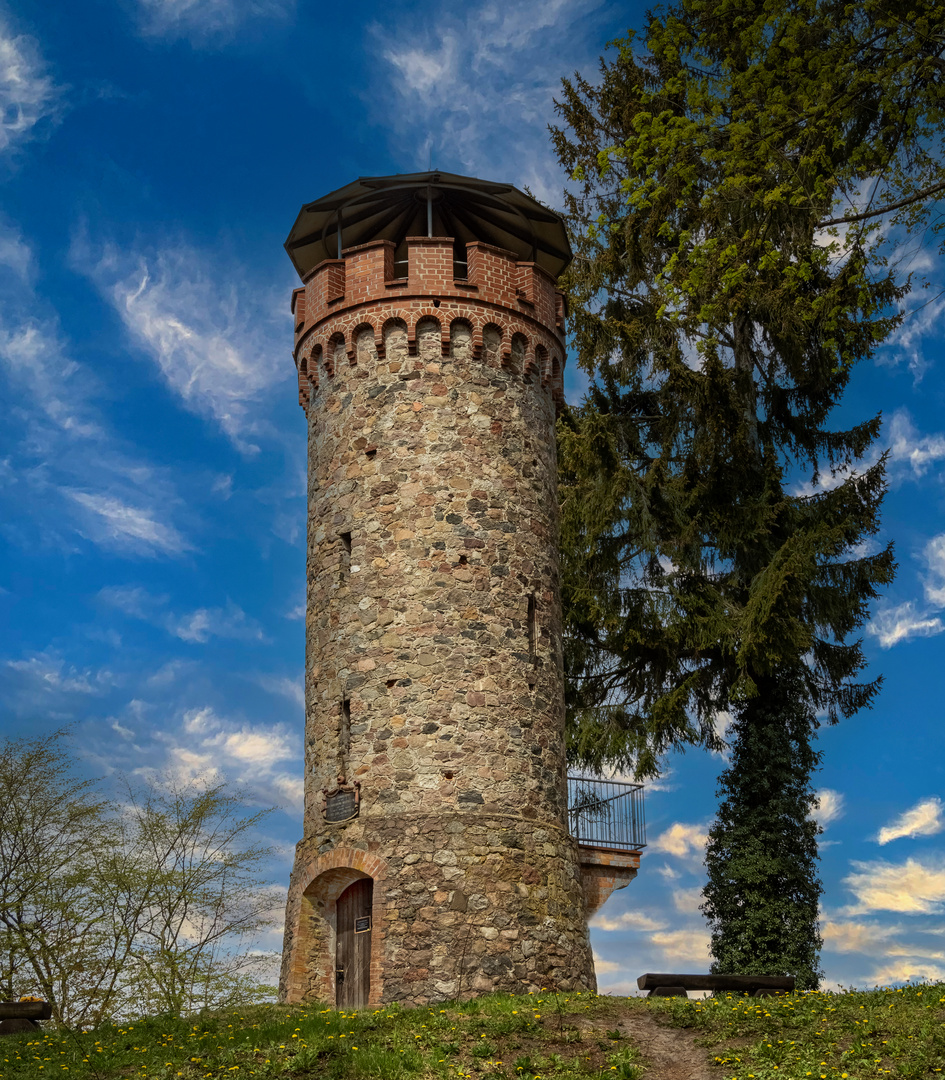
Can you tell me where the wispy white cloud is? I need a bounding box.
[821,918,902,954]
[866,600,943,649]
[592,953,622,975]
[867,531,945,649]
[256,674,304,708]
[590,910,666,933]
[865,959,945,986]
[886,410,945,479]
[843,856,945,915]
[74,234,287,452]
[0,18,61,157]
[876,797,945,846]
[883,277,945,383]
[143,706,302,811]
[134,0,293,46]
[0,221,192,558]
[1,653,118,718]
[65,490,190,555]
[649,927,712,965]
[813,789,846,830]
[100,585,266,643]
[923,534,945,608]
[370,0,610,204]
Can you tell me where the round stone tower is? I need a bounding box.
[278,172,596,1008]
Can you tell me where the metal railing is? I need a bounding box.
[567,775,646,851]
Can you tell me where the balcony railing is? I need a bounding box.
[567,775,646,851]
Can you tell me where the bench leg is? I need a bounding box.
[647,987,688,998]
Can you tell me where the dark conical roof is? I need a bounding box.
[285,171,572,281]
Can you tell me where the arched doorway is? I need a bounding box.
[336,878,373,1007]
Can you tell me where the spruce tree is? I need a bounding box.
[552,0,944,981]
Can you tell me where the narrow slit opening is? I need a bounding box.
[340,532,352,554]
[527,594,538,662]
[340,698,351,754]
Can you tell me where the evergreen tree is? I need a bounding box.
[552,0,944,981]
[703,672,824,987]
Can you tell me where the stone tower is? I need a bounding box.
[278,172,600,1008]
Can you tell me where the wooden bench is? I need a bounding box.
[637,973,796,998]
[0,1000,52,1036]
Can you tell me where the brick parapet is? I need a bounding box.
[293,237,566,412]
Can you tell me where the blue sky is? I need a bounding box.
[2,0,945,997]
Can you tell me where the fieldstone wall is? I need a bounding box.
[279,235,595,1006]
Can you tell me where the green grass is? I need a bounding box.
[0,991,642,1080]
[1,982,943,1080]
[649,980,945,1079]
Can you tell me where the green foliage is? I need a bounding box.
[701,674,824,989]
[0,730,280,1027]
[549,0,945,775]
[552,0,944,986]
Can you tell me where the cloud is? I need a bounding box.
[0,221,192,559]
[876,797,945,846]
[146,706,303,811]
[5,654,114,695]
[650,822,708,860]
[172,602,266,644]
[883,278,945,383]
[821,919,902,954]
[134,0,293,45]
[886,410,945,479]
[866,600,943,648]
[64,490,190,556]
[100,585,266,644]
[843,856,945,915]
[649,928,712,965]
[592,954,623,975]
[370,0,611,204]
[923,534,945,608]
[256,675,304,708]
[864,959,945,987]
[1,653,117,718]
[0,18,61,156]
[813,789,846,829]
[590,910,666,933]
[75,235,287,452]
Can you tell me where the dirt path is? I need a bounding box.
[615,1007,715,1080]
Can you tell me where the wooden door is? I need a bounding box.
[336,878,372,1007]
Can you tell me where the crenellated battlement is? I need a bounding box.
[292,237,566,414]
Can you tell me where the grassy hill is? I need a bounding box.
[1,982,943,1079]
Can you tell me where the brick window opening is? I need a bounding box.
[453,239,468,279]
[365,447,377,460]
